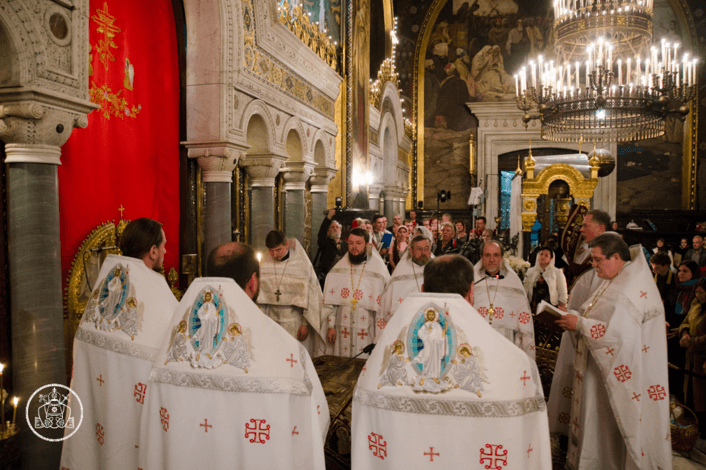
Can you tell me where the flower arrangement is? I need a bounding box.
[504,254,531,280]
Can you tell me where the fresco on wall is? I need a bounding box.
[616,0,686,213]
[423,0,553,209]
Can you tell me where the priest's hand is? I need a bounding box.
[680,332,691,349]
[557,302,567,312]
[297,325,309,341]
[555,313,578,331]
[327,327,336,344]
[327,209,336,220]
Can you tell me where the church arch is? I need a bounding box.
[311,128,334,167]
[313,139,326,167]
[285,128,304,162]
[245,113,270,154]
[0,15,23,87]
[240,100,276,152]
[281,117,307,160]
[380,112,398,187]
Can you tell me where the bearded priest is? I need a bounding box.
[258,230,326,357]
[551,233,671,469]
[352,255,551,468]
[138,242,329,469]
[61,218,176,470]
[380,234,433,327]
[322,227,390,357]
[473,240,536,359]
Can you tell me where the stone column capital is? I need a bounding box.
[309,166,338,193]
[0,88,97,156]
[281,161,316,191]
[185,140,248,183]
[240,153,289,187]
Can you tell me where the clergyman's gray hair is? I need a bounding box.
[588,232,630,261]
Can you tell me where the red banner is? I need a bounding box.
[59,0,180,284]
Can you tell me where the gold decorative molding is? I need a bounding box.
[370,58,399,108]
[278,0,338,69]
[521,163,599,231]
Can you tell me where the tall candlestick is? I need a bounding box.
[515,75,519,97]
[627,58,632,84]
[617,59,622,86]
[575,61,580,88]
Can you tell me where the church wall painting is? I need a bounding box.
[351,0,370,190]
[422,0,551,209]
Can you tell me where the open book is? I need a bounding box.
[535,300,567,333]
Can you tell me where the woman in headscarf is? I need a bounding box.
[652,237,674,266]
[523,247,568,313]
[674,238,690,268]
[678,278,706,435]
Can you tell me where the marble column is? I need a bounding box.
[0,100,93,469]
[383,185,400,221]
[310,167,338,259]
[241,154,288,250]
[186,141,245,263]
[281,162,315,247]
[368,183,383,212]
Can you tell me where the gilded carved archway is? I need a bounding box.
[521,156,600,231]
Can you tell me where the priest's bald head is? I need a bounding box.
[422,254,474,305]
[206,242,260,301]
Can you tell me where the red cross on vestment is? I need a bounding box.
[520,371,530,386]
[527,444,533,458]
[479,444,508,468]
[341,327,350,338]
[200,419,212,432]
[368,432,387,460]
[642,344,650,353]
[358,329,368,340]
[286,354,297,368]
[424,447,440,462]
[632,393,641,401]
[96,375,104,386]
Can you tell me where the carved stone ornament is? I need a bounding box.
[280,161,315,191]
[240,153,289,186]
[309,166,338,192]
[185,140,249,183]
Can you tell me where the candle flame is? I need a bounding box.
[12,397,18,406]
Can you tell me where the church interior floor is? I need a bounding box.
[550,437,706,469]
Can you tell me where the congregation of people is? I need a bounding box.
[59,209,706,469]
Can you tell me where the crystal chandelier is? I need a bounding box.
[514,0,698,143]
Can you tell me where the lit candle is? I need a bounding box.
[608,45,613,71]
[666,43,671,71]
[585,60,589,86]
[575,61,580,88]
[256,252,262,263]
[617,59,623,85]
[0,364,4,435]
[515,75,519,97]
[627,58,632,84]
[11,397,17,426]
[531,62,537,88]
[566,62,572,89]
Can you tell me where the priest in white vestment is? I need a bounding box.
[258,231,326,357]
[323,227,389,358]
[473,241,536,359]
[352,255,551,469]
[380,234,432,324]
[138,242,329,469]
[551,233,672,469]
[61,218,176,470]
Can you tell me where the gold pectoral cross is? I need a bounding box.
[488,306,495,325]
[275,289,282,302]
[350,299,358,311]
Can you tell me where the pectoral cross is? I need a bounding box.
[488,306,495,325]
[350,299,358,311]
[275,289,281,302]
